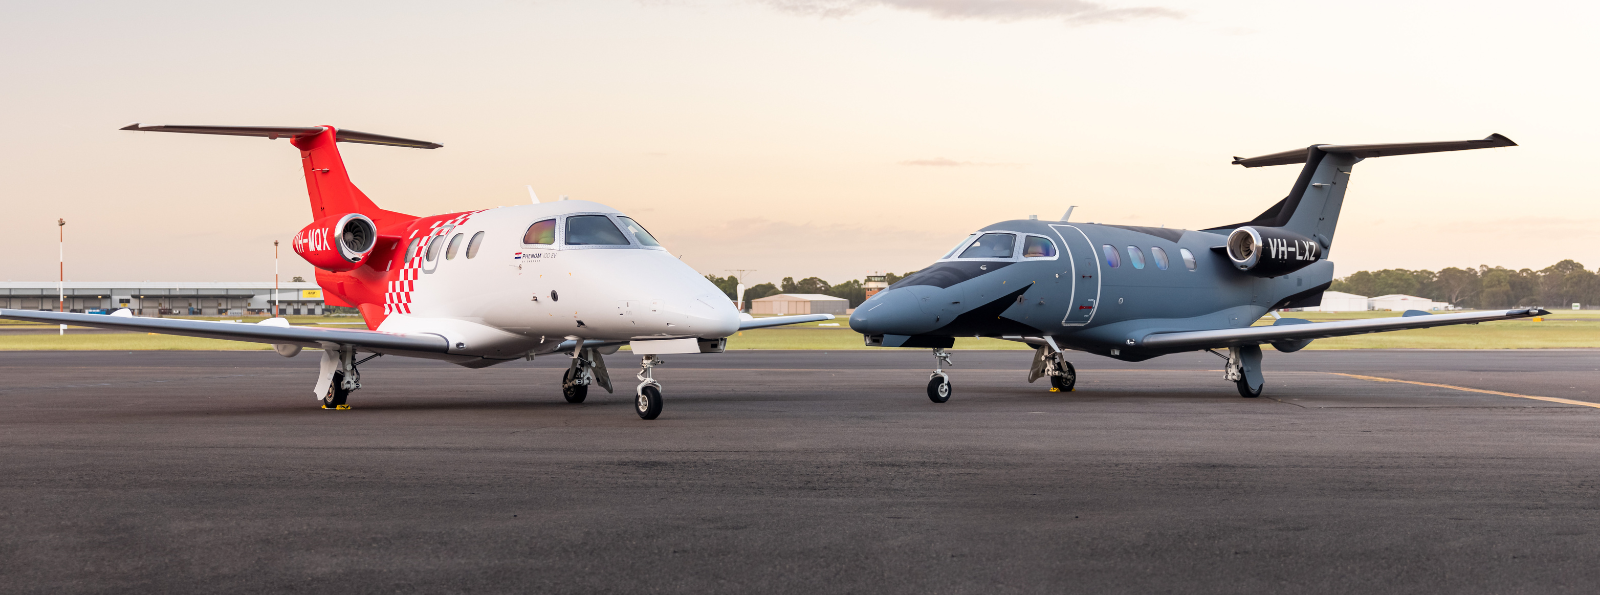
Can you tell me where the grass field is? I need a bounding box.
[1,312,1595,351]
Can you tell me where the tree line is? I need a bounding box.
[705,259,1599,312]
[704,272,917,308]
[1330,260,1597,309]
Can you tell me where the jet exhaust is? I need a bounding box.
[1226,226,1322,277]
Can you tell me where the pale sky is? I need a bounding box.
[2,0,1595,286]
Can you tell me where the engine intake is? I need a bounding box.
[294,213,377,272]
[1226,226,1322,277]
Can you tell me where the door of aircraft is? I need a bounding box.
[1049,224,1101,326]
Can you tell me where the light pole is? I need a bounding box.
[58,219,65,335]
[273,240,280,318]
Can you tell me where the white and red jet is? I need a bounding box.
[0,124,828,419]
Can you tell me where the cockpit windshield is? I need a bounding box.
[941,234,976,259]
[617,217,662,247]
[957,233,1016,259]
[565,215,631,246]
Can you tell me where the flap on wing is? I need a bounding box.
[0,309,448,353]
[1138,308,1547,351]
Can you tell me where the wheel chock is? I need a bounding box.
[1049,387,1060,392]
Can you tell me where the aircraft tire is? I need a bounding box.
[562,369,588,404]
[1050,362,1077,392]
[322,372,351,409]
[927,377,952,403]
[636,386,663,420]
[1236,378,1263,399]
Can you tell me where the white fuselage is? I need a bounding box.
[372,201,739,362]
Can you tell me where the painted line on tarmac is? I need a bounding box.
[1329,372,1600,409]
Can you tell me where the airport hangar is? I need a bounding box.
[0,281,328,316]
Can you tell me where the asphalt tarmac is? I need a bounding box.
[3,349,1598,594]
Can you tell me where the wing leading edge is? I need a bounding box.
[739,314,835,330]
[1137,308,1548,352]
[0,309,449,354]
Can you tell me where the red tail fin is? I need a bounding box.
[291,127,416,227]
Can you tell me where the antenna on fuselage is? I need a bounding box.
[527,185,540,204]
[1061,206,1077,222]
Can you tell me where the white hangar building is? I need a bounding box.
[0,281,328,317]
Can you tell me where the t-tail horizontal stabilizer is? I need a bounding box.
[1231,134,1515,168]
[119,124,442,149]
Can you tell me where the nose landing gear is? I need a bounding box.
[927,348,954,403]
[635,355,665,419]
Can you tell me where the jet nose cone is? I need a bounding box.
[850,288,940,336]
[704,302,741,337]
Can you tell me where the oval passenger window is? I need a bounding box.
[465,231,485,259]
[1151,246,1170,270]
[1126,246,1146,270]
[445,233,464,260]
[1180,248,1197,271]
[404,238,419,263]
[425,235,444,261]
[1101,244,1121,268]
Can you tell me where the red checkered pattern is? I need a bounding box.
[383,211,482,315]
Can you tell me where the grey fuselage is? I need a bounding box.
[848,220,1333,362]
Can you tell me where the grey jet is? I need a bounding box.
[848,134,1544,402]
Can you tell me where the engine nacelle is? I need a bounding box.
[294,213,377,272]
[1226,226,1323,277]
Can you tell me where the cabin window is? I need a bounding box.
[465,231,485,259]
[405,238,419,262]
[1180,248,1197,271]
[1150,246,1170,270]
[617,217,661,247]
[942,234,976,259]
[565,215,631,246]
[1126,246,1146,269]
[1102,244,1120,268]
[523,219,556,245]
[445,233,464,260]
[1022,236,1057,258]
[958,233,1016,259]
[425,235,444,262]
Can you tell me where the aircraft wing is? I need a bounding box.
[0,309,449,353]
[1138,308,1548,351]
[739,314,835,330]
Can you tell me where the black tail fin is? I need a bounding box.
[1206,134,1516,250]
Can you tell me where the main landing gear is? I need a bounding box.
[1214,345,1265,398]
[635,355,665,420]
[1046,353,1076,393]
[315,345,379,410]
[1027,341,1076,393]
[561,345,613,404]
[927,348,954,403]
